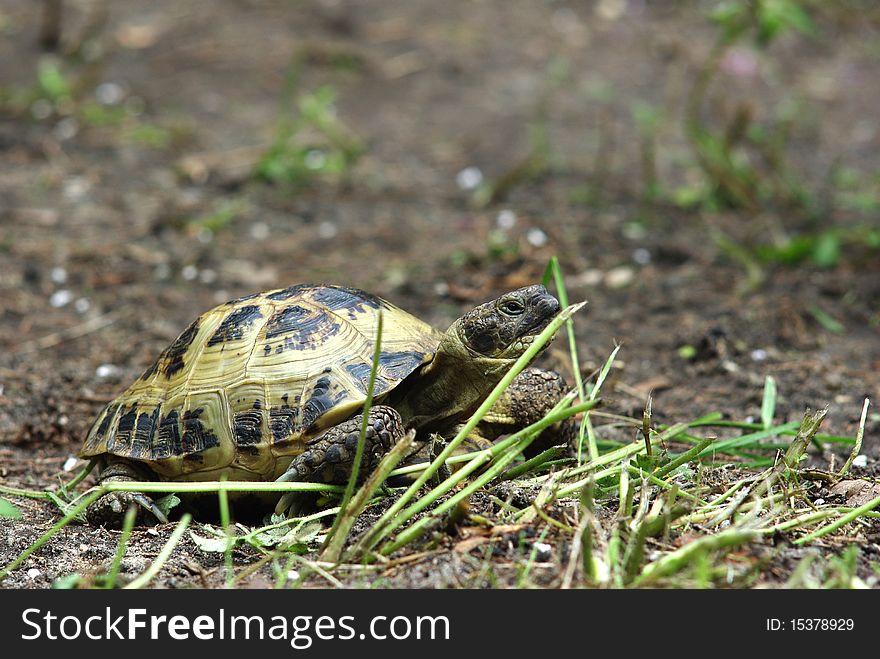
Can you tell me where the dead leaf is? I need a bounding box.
[490,523,526,536]
[454,536,491,553]
[629,375,673,396]
[115,23,164,49]
[829,479,880,507]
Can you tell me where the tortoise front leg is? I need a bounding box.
[397,367,576,479]
[86,458,168,527]
[478,366,577,456]
[274,405,405,516]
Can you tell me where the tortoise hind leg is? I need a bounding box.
[275,405,405,516]
[86,458,168,528]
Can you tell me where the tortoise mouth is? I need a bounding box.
[504,330,556,358]
[515,292,561,338]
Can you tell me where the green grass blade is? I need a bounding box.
[794,493,880,545]
[544,256,594,461]
[124,514,192,589]
[322,309,384,556]
[697,420,801,458]
[838,398,869,478]
[0,490,102,583]
[218,478,234,587]
[364,398,598,557]
[654,436,715,479]
[761,375,776,430]
[355,301,586,554]
[104,505,137,589]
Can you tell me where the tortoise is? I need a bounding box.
[79,283,575,525]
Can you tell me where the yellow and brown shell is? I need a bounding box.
[79,284,442,481]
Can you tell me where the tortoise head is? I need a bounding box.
[457,285,561,359]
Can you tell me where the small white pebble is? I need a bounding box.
[250,222,270,240]
[95,363,119,379]
[304,149,327,170]
[814,499,825,506]
[604,266,634,288]
[50,289,74,308]
[720,519,731,528]
[62,456,79,472]
[74,297,91,313]
[53,117,79,141]
[287,569,300,581]
[596,0,626,20]
[496,209,517,230]
[50,266,68,284]
[433,281,449,296]
[533,542,552,561]
[317,221,338,240]
[147,527,159,536]
[181,265,199,281]
[95,81,125,105]
[526,227,548,247]
[569,269,604,287]
[79,544,89,553]
[853,455,868,468]
[750,349,768,362]
[632,248,651,265]
[27,568,41,580]
[31,98,53,120]
[622,222,647,240]
[62,177,91,202]
[456,166,483,190]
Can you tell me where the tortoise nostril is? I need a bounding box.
[538,295,560,316]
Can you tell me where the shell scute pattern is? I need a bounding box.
[206,305,264,347]
[80,285,441,481]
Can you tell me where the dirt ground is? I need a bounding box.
[1,1,878,589]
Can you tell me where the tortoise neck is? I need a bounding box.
[393,322,514,432]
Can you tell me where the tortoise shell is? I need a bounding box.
[79,284,442,481]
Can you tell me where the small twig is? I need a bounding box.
[838,399,870,478]
[16,311,120,353]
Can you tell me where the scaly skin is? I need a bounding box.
[82,284,563,525]
[274,405,404,516]
[87,459,167,528]
[400,367,576,473]
[477,366,577,457]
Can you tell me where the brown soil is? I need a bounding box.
[1,0,878,589]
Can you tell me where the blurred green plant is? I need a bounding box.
[0,56,178,151]
[185,201,240,238]
[255,85,365,187]
[470,57,570,208]
[633,101,663,207]
[36,59,72,104]
[0,497,22,519]
[685,0,817,213]
[754,226,880,268]
[832,166,880,213]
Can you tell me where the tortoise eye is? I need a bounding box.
[500,300,525,316]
